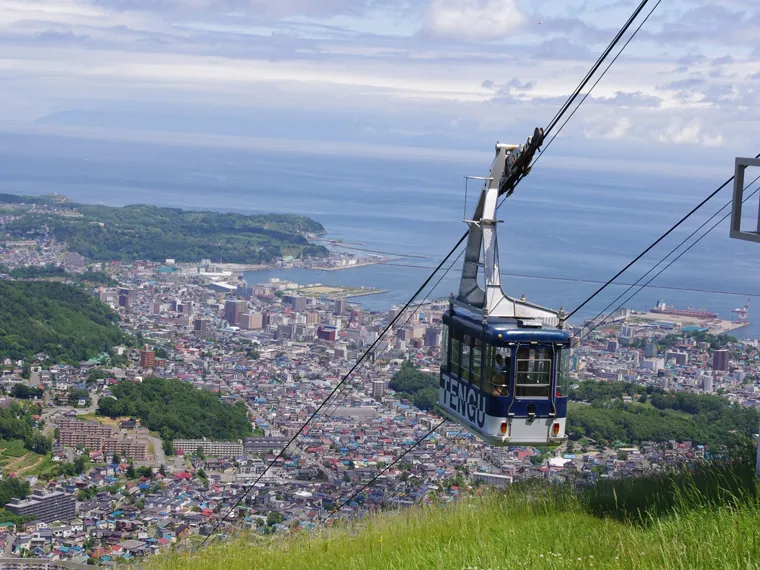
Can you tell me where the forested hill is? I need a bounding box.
[0,281,126,362]
[97,377,252,448]
[566,380,758,449]
[2,195,328,263]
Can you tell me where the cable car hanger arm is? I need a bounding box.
[498,127,544,198]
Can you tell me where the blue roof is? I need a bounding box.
[444,308,570,345]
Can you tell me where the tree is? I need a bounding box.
[67,388,91,407]
[0,478,30,508]
[112,454,120,466]
[194,447,206,461]
[159,464,166,477]
[266,511,284,526]
[11,385,43,400]
[137,466,153,479]
[126,463,136,479]
[96,377,252,447]
[73,456,87,475]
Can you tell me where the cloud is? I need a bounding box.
[88,0,384,19]
[711,54,734,66]
[584,116,631,141]
[655,119,724,147]
[677,54,706,66]
[594,91,661,108]
[532,37,590,59]
[422,0,525,41]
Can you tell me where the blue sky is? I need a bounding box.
[1,0,759,169]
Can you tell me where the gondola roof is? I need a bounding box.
[444,306,570,345]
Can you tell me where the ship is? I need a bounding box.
[650,300,718,320]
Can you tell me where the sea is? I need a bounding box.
[0,131,758,339]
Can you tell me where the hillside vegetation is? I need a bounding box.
[388,361,438,411]
[3,197,328,263]
[0,281,125,362]
[97,378,252,451]
[149,449,758,570]
[567,381,758,448]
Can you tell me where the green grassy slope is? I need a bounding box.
[149,451,760,570]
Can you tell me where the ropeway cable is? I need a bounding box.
[377,427,467,512]
[285,246,466,468]
[578,173,760,335]
[374,263,760,299]
[317,246,466,422]
[200,0,664,541]
[321,418,448,522]
[542,0,652,138]
[200,234,468,545]
[496,0,659,215]
[566,152,760,321]
[579,181,760,341]
[532,0,662,169]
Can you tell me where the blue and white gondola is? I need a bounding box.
[437,135,573,446]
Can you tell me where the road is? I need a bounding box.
[148,436,166,467]
[40,395,100,436]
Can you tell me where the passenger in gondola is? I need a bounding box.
[492,353,507,396]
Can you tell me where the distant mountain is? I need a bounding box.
[2,195,328,264]
[0,281,126,363]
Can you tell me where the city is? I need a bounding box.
[0,225,754,566]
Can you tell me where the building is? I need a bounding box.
[118,288,136,310]
[317,325,337,342]
[703,374,714,392]
[236,285,254,299]
[193,318,209,336]
[644,343,657,358]
[282,295,306,312]
[244,437,288,453]
[57,419,147,460]
[224,299,247,326]
[372,380,386,401]
[713,349,729,371]
[607,340,619,352]
[240,312,264,330]
[139,346,156,369]
[642,357,665,373]
[64,251,86,272]
[6,490,75,523]
[472,472,513,488]
[173,439,244,458]
[334,299,346,315]
[424,328,441,347]
[665,351,688,365]
[0,558,91,569]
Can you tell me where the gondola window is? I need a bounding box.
[515,346,552,398]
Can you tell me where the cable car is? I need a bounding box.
[438,134,572,446]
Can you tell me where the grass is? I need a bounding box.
[0,440,47,477]
[0,440,28,460]
[146,448,760,570]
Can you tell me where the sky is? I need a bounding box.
[0,0,759,169]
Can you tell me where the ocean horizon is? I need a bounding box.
[1,131,758,339]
